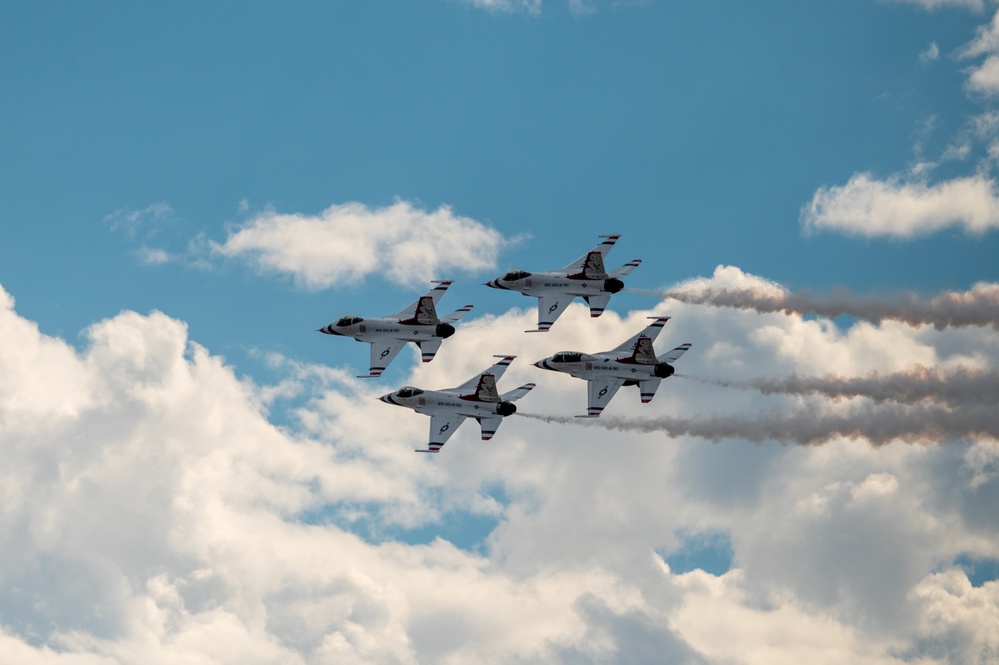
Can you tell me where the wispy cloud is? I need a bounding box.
[213,200,507,289]
[920,41,940,63]
[892,0,987,10]
[961,9,999,95]
[452,0,542,14]
[103,202,174,240]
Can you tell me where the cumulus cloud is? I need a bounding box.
[800,172,999,238]
[213,201,507,289]
[2,275,999,662]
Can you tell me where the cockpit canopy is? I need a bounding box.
[551,351,582,364]
[335,315,364,327]
[502,270,532,281]
[395,386,424,398]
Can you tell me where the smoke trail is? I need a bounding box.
[680,366,999,406]
[632,280,999,329]
[518,403,999,446]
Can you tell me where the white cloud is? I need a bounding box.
[452,0,542,13]
[800,171,999,237]
[892,0,986,10]
[920,41,940,62]
[213,201,507,289]
[961,9,999,95]
[1,268,998,663]
[103,202,174,240]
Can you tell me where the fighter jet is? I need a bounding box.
[485,234,641,332]
[378,356,536,453]
[533,316,691,417]
[318,281,472,378]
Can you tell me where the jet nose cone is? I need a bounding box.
[318,325,342,336]
[378,394,391,403]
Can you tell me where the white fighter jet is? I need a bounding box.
[378,356,536,453]
[533,316,691,417]
[318,281,472,378]
[485,234,641,332]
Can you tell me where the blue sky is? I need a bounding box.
[2,1,999,663]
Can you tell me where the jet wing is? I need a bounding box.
[610,317,671,357]
[361,340,407,378]
[581,377,625,417]
[416,413,467,453]
[391,281,452,324]
[528,294,572,332]
[560,235,619,278]
[658,343,692,364]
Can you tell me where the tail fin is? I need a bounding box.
[472,374,500,402]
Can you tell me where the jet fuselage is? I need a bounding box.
[319,316,455,343]
[486,271,624,298]
[379,388,516,418]
[535,352,674,383]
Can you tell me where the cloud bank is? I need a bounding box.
[2,276,999,663]
[213,201,506,289]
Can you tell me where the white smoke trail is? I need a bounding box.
[678,366,999,406]
[631,280,999,329]
[518,403,999,446]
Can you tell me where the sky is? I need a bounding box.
[2,0,999,663]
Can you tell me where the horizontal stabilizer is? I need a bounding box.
[441,304,474,324]
[658,343,692,364]
[501,382,536,402]
[608,259,641,278]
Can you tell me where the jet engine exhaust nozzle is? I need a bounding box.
[497,401,517,417]
[436,322,456,338]
[604,278,625,294]
[654,362,675,378]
